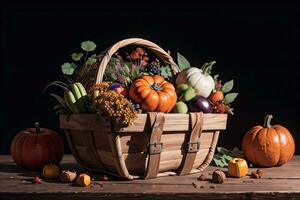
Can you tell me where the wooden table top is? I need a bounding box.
[0,155,299,200]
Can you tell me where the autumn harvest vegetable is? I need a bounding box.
[43,164,60,179]
[76,173,91,186]
[129,75,177,112]
[188,96,212,113]
[228,158,248,177]
[176,61,215,98]
[242,114,295,167]
[10,122,64,170]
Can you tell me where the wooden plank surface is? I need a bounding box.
[113,113,227,132]
[0,155,300,200]
[60,113,227,132]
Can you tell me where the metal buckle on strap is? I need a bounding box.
[148,141,163,155]
[187,141,200,153]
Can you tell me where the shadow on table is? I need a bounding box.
[0,162,122,183]
[0,162,82,177]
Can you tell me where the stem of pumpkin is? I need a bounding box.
[34,122,40,147]
[202,61,216,75]
[263,114,273,128]
[35,122,40,134]
[151,83,162,91]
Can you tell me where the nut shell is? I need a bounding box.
[59,170,77,183]
[212,169,226,184]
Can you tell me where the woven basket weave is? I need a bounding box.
[60,38,227,179]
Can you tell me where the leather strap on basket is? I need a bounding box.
[178,112,204,175]
[145,112,165,179]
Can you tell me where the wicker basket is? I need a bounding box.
[59,38,227,179]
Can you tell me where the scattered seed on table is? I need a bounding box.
[197,174,207,181]
[210,185,216,189]
[192,182,199,188]
[243,180,255,183]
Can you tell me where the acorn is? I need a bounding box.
[59,169,77,183]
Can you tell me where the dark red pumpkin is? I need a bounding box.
[10,122,64,170]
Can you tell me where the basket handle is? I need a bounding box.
[95,38,180,83]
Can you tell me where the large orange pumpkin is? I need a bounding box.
[242,114,295,167]
[10,122,64,170]
[129,75,177,112]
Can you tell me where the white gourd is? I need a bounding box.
[176,62,215,98]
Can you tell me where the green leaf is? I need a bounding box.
[177,52,191,71]
[231,147,244,158]
[221,80,234,93]
[212,146,244,167]
[110,74,117,81]
[221,157,227,166]
[53,104,64,110]
[160,66,172,78]
[56,109,67,115]
[224,93,238,103]
[217,147,230,155]
[81,41,97,52]
[222,154,233,161]
[61,63,77,75]
[123,64,131,77]
[85,58,97,65]
[71,53,83,61]
[49,93,70,112]
[43,81,69,93]
[212,158,226,167]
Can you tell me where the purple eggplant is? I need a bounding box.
[188,96,212,113]
[108,83,122,90]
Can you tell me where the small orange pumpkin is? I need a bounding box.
[129,75,177,112]
[242,114,295,167]
[76,173,91,186]
[42,164,60,179]
[228,158,248,177]
[210,91,224,104]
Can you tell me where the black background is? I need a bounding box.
[1,2,299,154]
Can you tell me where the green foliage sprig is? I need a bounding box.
[61,41,97,76]
[212,147,244,167]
